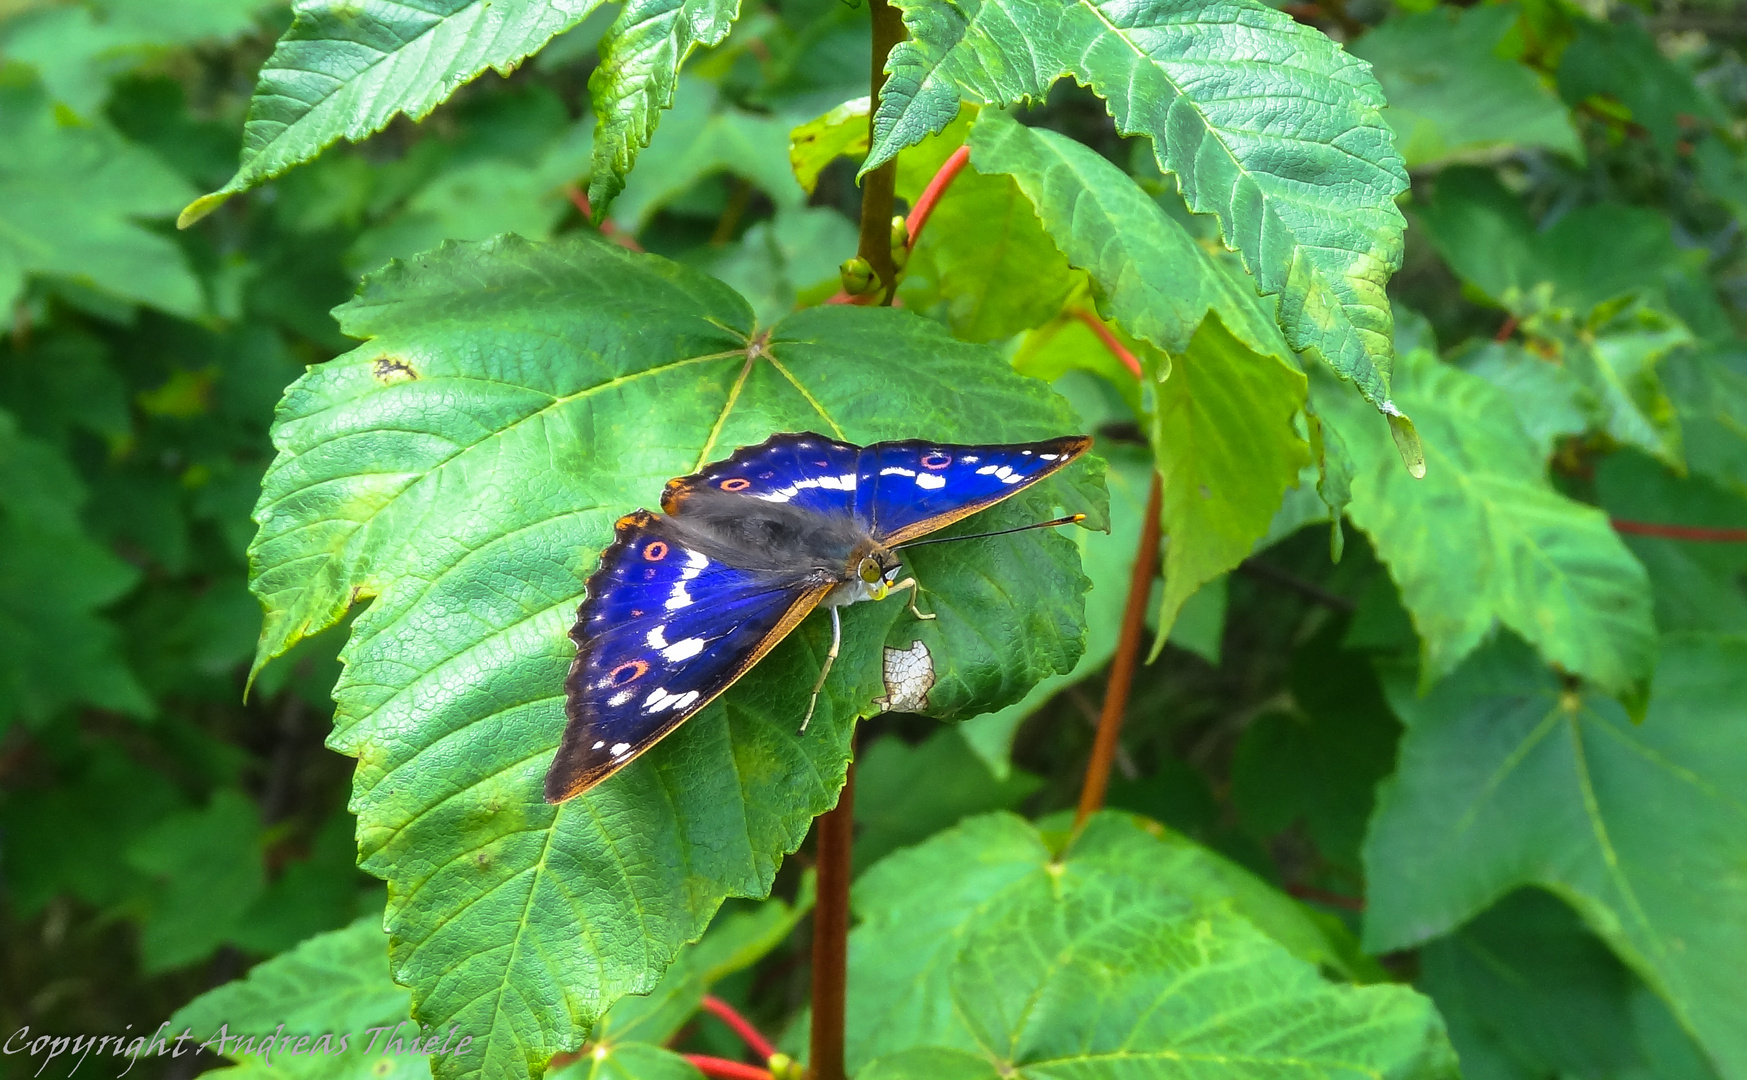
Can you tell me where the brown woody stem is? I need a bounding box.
[809,760,855,1080]
[855,0,906,304]
[1073,470,1162,831]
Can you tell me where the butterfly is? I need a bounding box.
[544,431,1093,802]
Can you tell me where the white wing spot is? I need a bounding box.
[592,740,605,749]
[976,464,999,475]
[663,636,705,662]
[666,581,693,610]
[610,742,631,758]
[646,625,669,648]
[914,473,946,490]
[607,690,632,707]
[880,466,917,478]
[1040,453,1059,461]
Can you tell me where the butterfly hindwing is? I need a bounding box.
[547,511,832,802]
[662,432,862,518]
[855,435,1092,545]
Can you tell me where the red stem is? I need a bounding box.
[823,144,974,306]
[1285,882,1366,912]
[688,1056,773,1080]
[1611,519,1747,542]
[904,146,971,248]
[700,996,778,1061]
[1071,310,1144,379]
[809,761,854,1080]
[563,183,645,253]
[1074,470,1163,831]
[1493,314,1519,342]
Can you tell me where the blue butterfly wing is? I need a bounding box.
[855,435,1092,545]
[547,510,833,801]
[662,432,862,517]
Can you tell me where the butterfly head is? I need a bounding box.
[855,549,904,600]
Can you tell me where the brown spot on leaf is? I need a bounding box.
[372,356,418,384]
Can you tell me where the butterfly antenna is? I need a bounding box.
[894,514,1087,550]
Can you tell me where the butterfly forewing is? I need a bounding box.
[855,435,1092,545]
[546,511,832,802]
[662,432,862,517]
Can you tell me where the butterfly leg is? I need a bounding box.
[889,577,937,622]
[799,605,842,734]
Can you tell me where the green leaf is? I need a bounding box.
[1664,344,1747,498]
[126,789,266,972]
[348,121,594,276]
[788,96,868,195]
[854,729,1042,869]
[607,77,806,230]
[556,1044,703,1080]
[1350,4,1582,169]
[691,206,858,327]
[849,812,1455,1076]
[0,66,200,315]
[968,111,1292,364]
[1147,315,1311,641]
[585,0,741,218]
[0,0,274,119]
[171,916,411,1043]
[1455,340,1587,461]
[864,0,1409,408]
[1417,889,1718,1080]
[1363,633,1747,1077]
[248,234,1100,1080]
[1595,450,1747,635]
[1417,168,1684,317]
[184,0,606,225]
[1556,17,1725,162]
[1231,621,1399,875]
[893,122,1075,343]
[1563,300,1692,470]
[954,439,1152,778]
[1315,347,1655,697]
[0,409,150,726]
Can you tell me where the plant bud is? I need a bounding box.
[839,256,875,295]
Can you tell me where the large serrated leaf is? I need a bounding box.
[585,0,741,217]
[183,0,605,225]
[1364,633,1747,1078]
[849,812,1456,1078]
[1316,345,1655,698]
[247,234,1100,1080]
[862,0,1409,408]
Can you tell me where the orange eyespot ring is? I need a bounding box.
[720,477,752,492]
[643,541,668,561]
[920,452,952,470]
[609,659,649,686]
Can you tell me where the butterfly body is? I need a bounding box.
[546,432,1090,803]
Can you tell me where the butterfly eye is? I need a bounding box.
[920,452,952,470]
[858,558,882,585]
[720,478,751,492]
[643,541,669,561]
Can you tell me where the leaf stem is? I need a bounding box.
[701,996,778,1061]
[688,1056,774,1080]
[904,146,971,248]
[1071,310,1144,379]
[1074,470,1162,831]
[809,760,855,1080]
[856,0,906,304]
